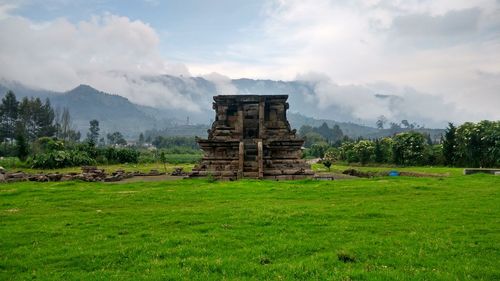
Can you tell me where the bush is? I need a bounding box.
[115,148,139,163]
[101,147,139,164]
[374,138,392,163]
[322,159,332,171]
[309,142,330,158]
[455,121,500,168]
[353,140,375,165]
[392,132,427,166]
[0,157,27,169]
[31,150,95,169]
[33,137,64,153]
[138,151,157,163]
[0,142,17,157]
[75,142,97,159]
[424,144,444,166]
[30,145,140,168]
[339,142,358,163]
[324,147,339,162]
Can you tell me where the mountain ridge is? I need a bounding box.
[0,78,444,140]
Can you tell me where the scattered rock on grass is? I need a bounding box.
[342,169,378,178]
[171,167,185,176]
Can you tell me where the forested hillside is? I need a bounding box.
[0,78,445,139]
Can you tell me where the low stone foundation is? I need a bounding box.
[0,166,179,183]
[463,168,500,175]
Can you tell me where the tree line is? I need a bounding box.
[441,121,500,168]
[299,122,345,147]
[0,91,141,168]
[0,91,82,159]
[307,121,499,168]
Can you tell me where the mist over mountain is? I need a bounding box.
[0,76,445,139]
[134,73,465,128]
[0,79,57,100]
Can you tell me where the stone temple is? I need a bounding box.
[189,95,313,180]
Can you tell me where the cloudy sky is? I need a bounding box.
[0,0,499,126]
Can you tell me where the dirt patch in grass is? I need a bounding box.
[337,251,356,263]
[399,171,449,177]
[342,168,448,178]
[342,169,382,178]
[115,175,184,183]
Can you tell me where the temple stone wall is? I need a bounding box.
[189,95,313,180]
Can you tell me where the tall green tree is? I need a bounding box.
[371,138,393,164]
[17,97,56,141]
[0,91,19,140]
[309,142,330,158]
[298,125,314,137]
[14,122,29,161]
[455,122,481,167]
[331,124,344,144]
[316,122,332,140]
[376,115,387,129]
[17,97,31,135]
[374,139,384,163]
[36,98,56,138]
[138,133,145,145]
[25,97,43,139]
[442,122,457,166]
[339,142,358,163]
[353,140,375,165]
[57,107,81,142]
[60,107,71,140]
[389,122,402,135]
[392,132,426,165]
[86,120,100,146]
[299,123,344,146]
[302,132,326,147]
[107,131,127,146]
[314,122,344,144]
[455,121,500,168]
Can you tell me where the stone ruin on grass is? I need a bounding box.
[189,95,313,180]
[0,166,187,183]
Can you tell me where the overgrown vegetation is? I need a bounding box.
[28,138,141,168]
[303,121,499,168]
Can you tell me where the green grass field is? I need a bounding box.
[1,169,499,280]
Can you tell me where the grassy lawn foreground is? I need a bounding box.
[1,174,499,280]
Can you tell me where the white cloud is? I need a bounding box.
[202,72,238,96]
[192,0,500,122]
[293,72,472,127]
[0,2,17,19]
[0,12,198,111]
